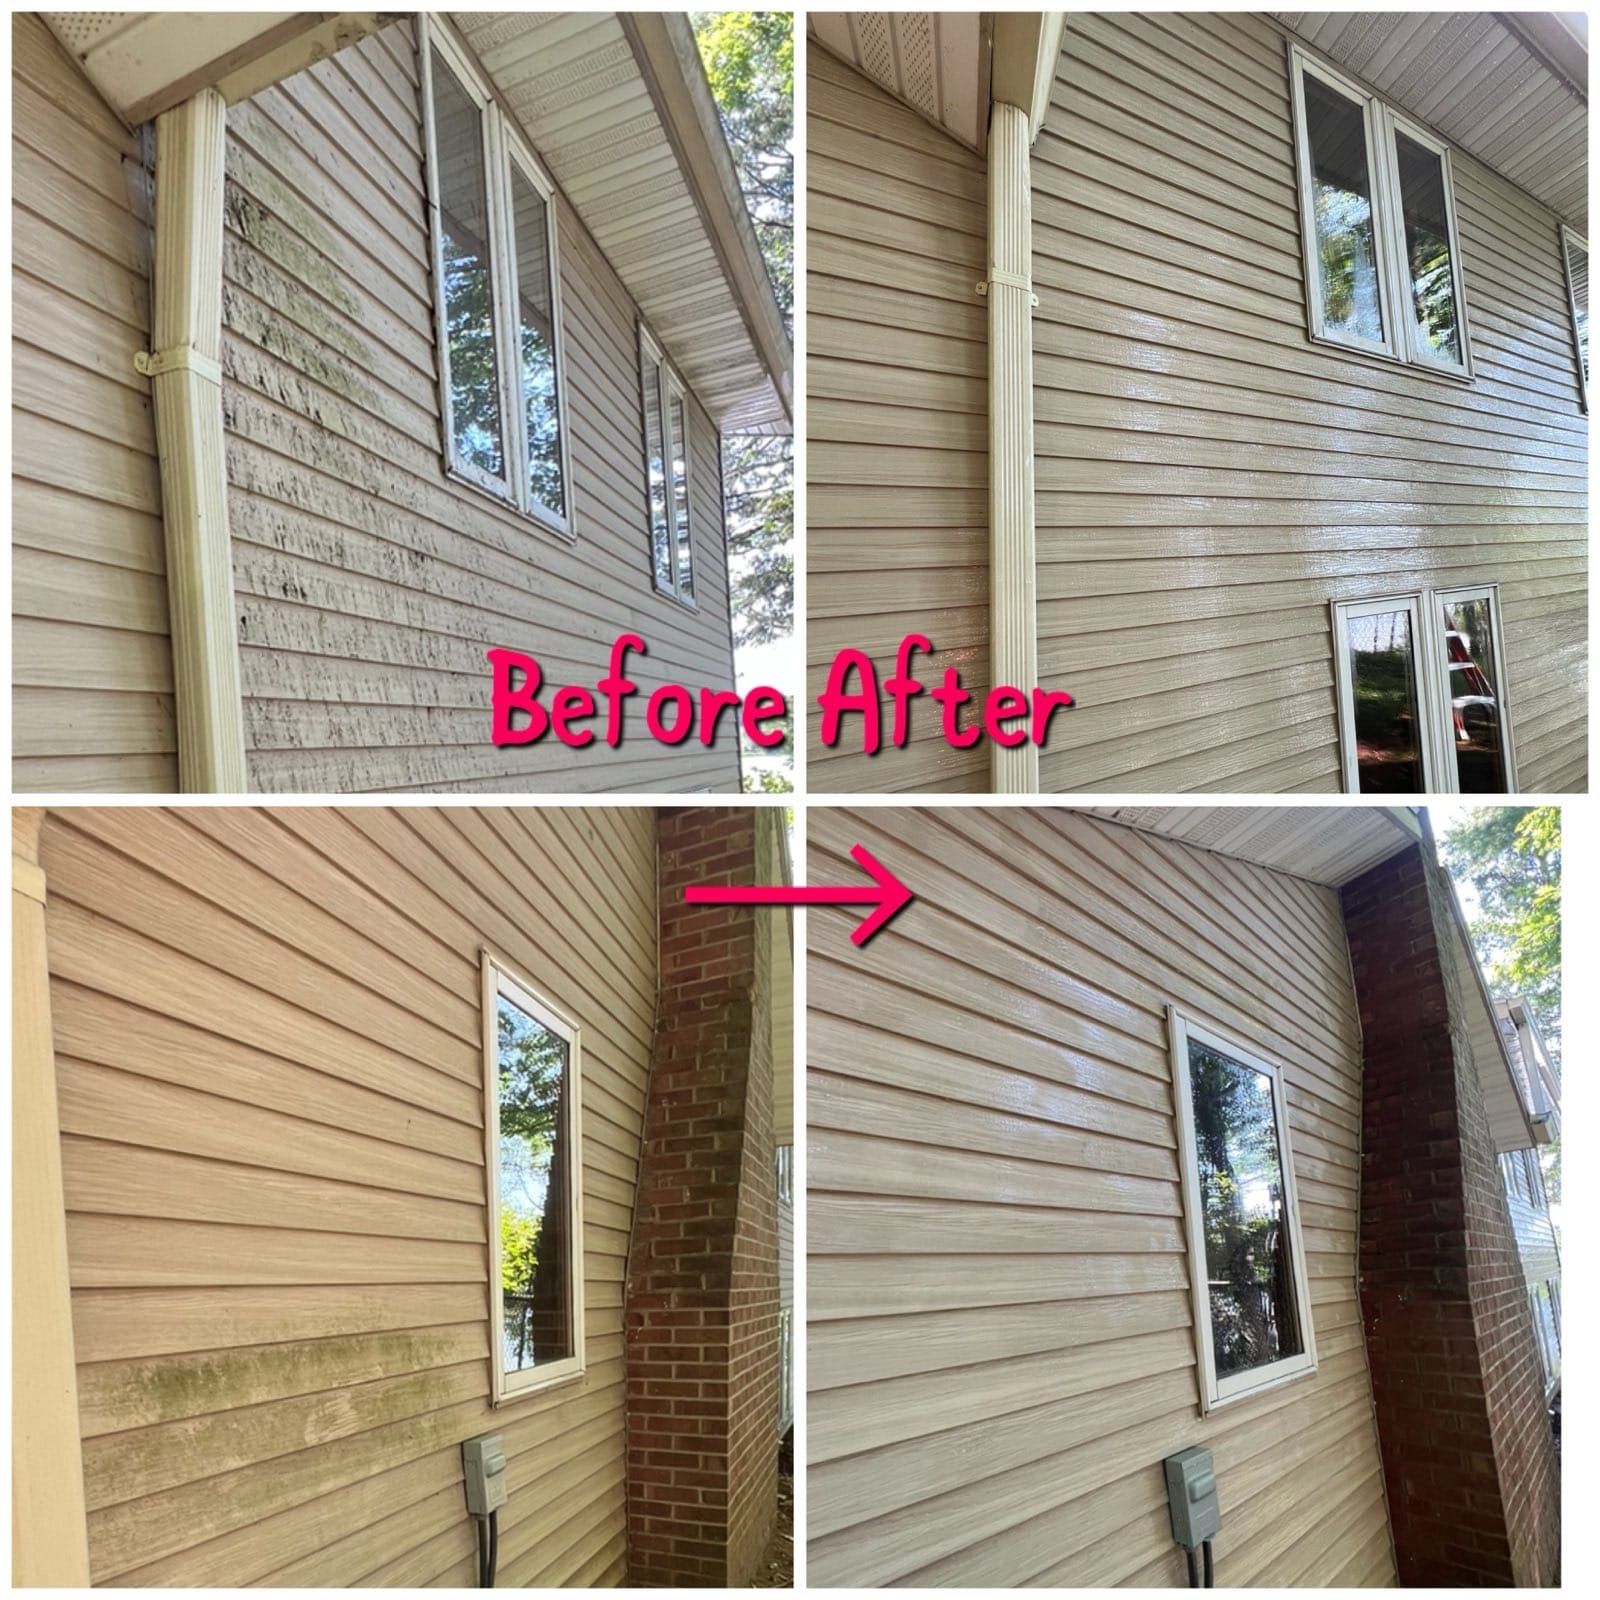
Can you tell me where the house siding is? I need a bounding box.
[1031,10,1587,794]
[11,14,179,792]
[808,806,1396,1587]
[220,20,739,793]
[807,47,990,793]
[1503,1153,1561,1287]
[43,804,659,1585]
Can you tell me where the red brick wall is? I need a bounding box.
[624,808,780,1585]
[1341,840,1558,1587]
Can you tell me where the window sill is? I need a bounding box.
[493,1359,586,1408]
[1201,1356,1317,1415]
[652,577,699,615]
[1306,327,1475,386]
[445,462,576,544]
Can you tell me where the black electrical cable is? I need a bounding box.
[1202,1538,1214,1588]
[474,1514,489,1588]
[488,1507,500,1587]
[1186,1546,1199,1588]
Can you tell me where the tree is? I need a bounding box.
[694,13,794,790]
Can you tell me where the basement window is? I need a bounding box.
[1169,1009,1316,1412]
[1331,586,1515,794]
[1561,225,1588,409]
[639,324,696,606]
[421,21,573,536]
[1289,46,1472,377]
[483,953,585,1400]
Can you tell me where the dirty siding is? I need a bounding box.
[806,47,990,793]
[12,14,178,791]
[1031,11,1588,793]
[222,21,740,793]
[44,805,658,1585]
[808,807,1396,1586]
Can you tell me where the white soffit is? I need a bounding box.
[808,11,992,153]
[1087,805,1419,887]
[449,10,791,434]
[1274,10,1588,233]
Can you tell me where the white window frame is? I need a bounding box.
[1330,584,1516,794]
[482,950,586,1403]
[639,323,697,608]
[420,20,575,539]
[1289,44,1473,379]
[1560,223,1588,412]
[1169,1008,1317,1413]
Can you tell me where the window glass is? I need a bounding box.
[641,348,673,589]
[1395,131,1462,364]
[511,168,565,518]
[1303,74,1384,344]
[1564,232,1588,386]
[430,59,505,480]
[1187,1036,1305,1381]
[497,987,574,1377]
[1440,594,1505,793]
[669,388,694,603]
[1347,607,1426,792]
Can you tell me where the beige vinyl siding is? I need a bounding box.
[1503,1154,1560,1288]
[808,805,1396,1588]
[12,14,177,792]
[1032,11,1587,794]
[807,48,989,793]
[43,804,658,1586]
[223,21,739,793]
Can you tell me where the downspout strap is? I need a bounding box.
[135,345,223,386]
[976,267,1039,307]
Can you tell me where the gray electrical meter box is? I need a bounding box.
[1164,1446,1221,1548]
[463,1433,508,1514]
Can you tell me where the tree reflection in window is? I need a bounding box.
[497,992,574,1373]
[1395,132,1461,363]
[1304,74,1383,343]
[511,169,565,518]
[1348,608,1425,792]
[431,60,505,481]
[1440,595,1506,792]
[1189,1040,1304,1379]
[669,388,695,603]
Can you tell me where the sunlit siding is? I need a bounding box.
[45,806,658,1586]
[222,21,739,793]
[808,806,1396,1587]
[806,47,990,793]
[1031,11,1586,793]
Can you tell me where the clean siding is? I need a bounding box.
[807,48,990,793]
[12,14,177,792]
[44,805,658,1586]
[222,21,740,793]
[807,806,1396,1587]
[1031,11,1587,793]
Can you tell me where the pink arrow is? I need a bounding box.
[684,843,914,947]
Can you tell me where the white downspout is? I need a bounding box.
[984,100,1040,795]
[138,88,249,793]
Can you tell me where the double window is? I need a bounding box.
[640,325,696,605]
[421,23,572,535]
[1331,586,1514,794]
[483,954,584,1401]
[1170,1010,1316,1411]
[1290,46,1472,377]
[1561,225,1588,409]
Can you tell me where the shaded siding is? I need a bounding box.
[44,805,658,1586]
[223,22,739,793]
[12,14,177,792]
[1502,1154,1560,1287]
[808,806,1396,1587]
[1032,11,1587,794]
[807,48,989,793]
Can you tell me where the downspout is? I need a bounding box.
[985,14,1066,794]
[138,89,249,792]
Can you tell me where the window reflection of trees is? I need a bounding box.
[1190,1043,1303,1378]
[511,170,565,516]
[1306,76,1382,342]
[1396,133,1460,362]
[1349,611,1424,792]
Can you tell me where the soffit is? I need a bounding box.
[1274,10,1587,232]
[449,10,790,434]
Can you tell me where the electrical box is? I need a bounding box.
[1164,1446,1221,1549]
[463,1433,508,1514]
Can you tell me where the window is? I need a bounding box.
[1290,46,1471,377]
[1169,1009,1316,1411]
[776,1143,793,1204]
[1529,1283,1560,1389]
[1331,586,1514,794]
[421,23,572,534]
[639,325,696,605]
[777,1308,795,1431]
[1562,225,1588,409]
[483,953,584,1400]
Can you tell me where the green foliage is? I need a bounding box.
[1440,806,1561,1047]
[742,764,794,794]
[723,432,793,650]
[500,1207,540,1294]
